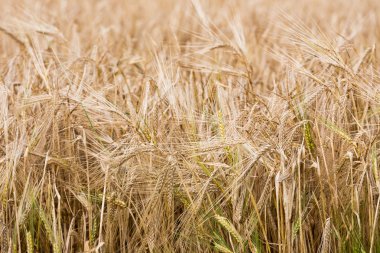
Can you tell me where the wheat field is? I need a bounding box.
[1,0,380,252]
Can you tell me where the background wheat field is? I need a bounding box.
[1,0,380,252]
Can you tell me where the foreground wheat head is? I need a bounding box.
[1,0,380,252]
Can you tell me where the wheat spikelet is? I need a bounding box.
[247,239,258,253]
[218,110,226,140]
[156,171,165,194]
[113,198,127,209]
[257,175,273,210]
[214,214,243,244]
[304,121,315,152]
[107,192,116,218]
[301,86,324,109]
[147,224,155,251]
[18,201,33,226]
[39,208,54,243]
[1,183,8,207]
[319,117,355,146]
[90,217,98,246]
[13,242,17,253]
[53,243,60,253]
[371,147,379,188]
[217,110,233,159]
[26,231,33,253]
[213,242,234,253]
[165,166,175,210]
[236,144,271,184]
[97,193,126,209]
[0,219,8,251]
[292,217,301,237]
[233,190,245,224]
[320,218,331,253]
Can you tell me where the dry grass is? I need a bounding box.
[1,0,380,252]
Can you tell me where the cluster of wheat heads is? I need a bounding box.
[1,0,380,252]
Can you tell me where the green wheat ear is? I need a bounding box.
[90,216,98,246]
[213,242,234,253]
[214,214,243,244]
[217,110,233,164]
[292,217,301,237]
[26,231,33,253]
[304,121,315,153]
